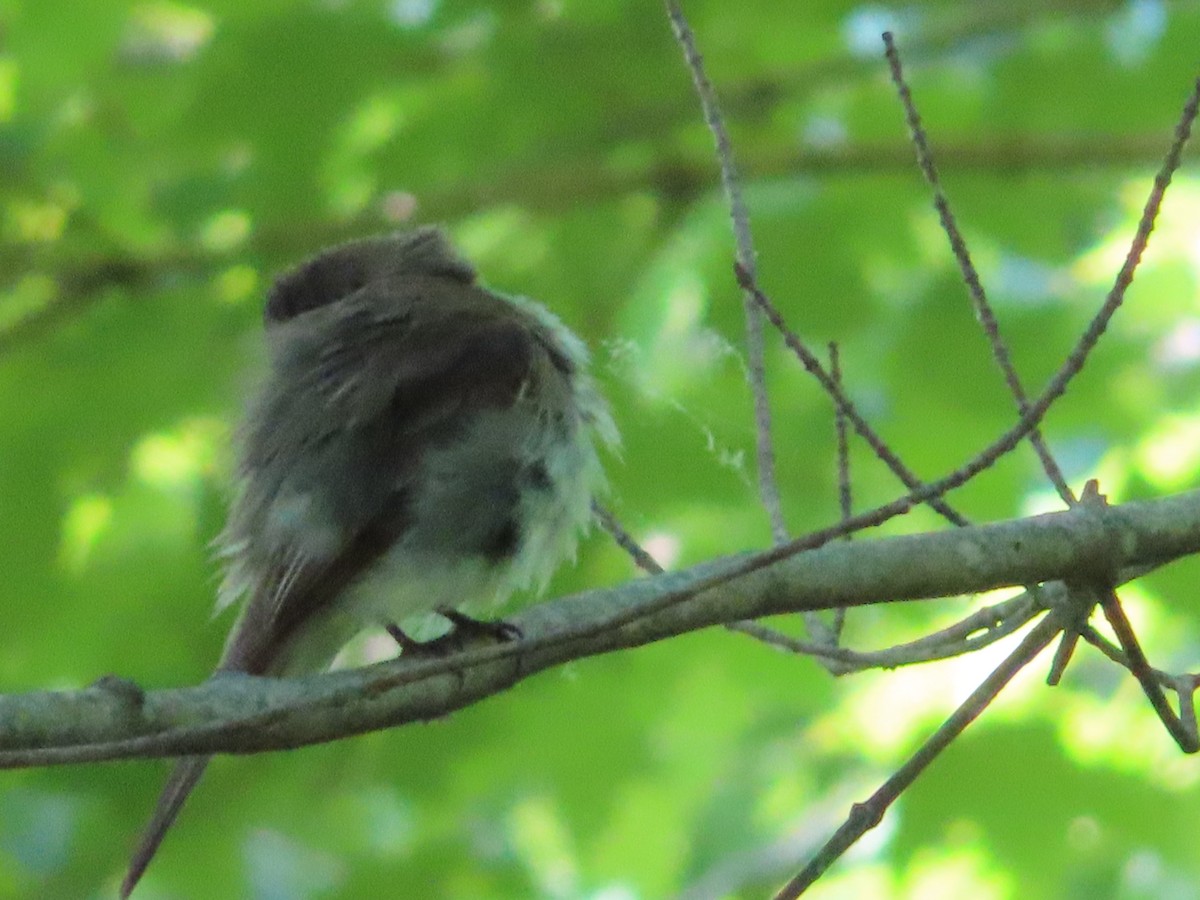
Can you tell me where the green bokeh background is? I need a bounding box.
[2,1,1199,898]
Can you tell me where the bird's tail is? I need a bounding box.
[119,755,211,898]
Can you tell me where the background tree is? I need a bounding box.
[1,1,1199,898]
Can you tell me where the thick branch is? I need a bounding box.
[2,489,1198,764]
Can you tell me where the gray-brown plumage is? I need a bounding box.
[120,228,614,897]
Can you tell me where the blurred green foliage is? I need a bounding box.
[2,0,1199,898]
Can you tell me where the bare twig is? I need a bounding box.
[1076,620,1195,688]
[664,0,787,545]
[1044,586,1088,686]
[595,494,1040,676]
[734,54,1194,557]
[731,591,1039,673]
[770,62,1199,894]
[798,342,855,650]
[1046,633,1081,686]
[1074,617,1200,746]
[1097,588,1199,752]
[734,266,968,527]
[595,491,1036,676]
[592,501,813,656]
[773,611,1064,899]
[886,33,1091,693]
[736,268,1053,535]
[830,342,850,643]
[592,502,664,576]
[831,342,852,528]
[713,59,1193,551]
[882,32,1074,504]
[1067,75,1200,390]
[884,45,1200,709]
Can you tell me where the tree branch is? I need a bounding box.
[665,0,786,545]
[3,489,1198,765]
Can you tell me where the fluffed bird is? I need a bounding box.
[120,227,616,897]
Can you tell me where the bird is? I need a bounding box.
[120,227,616,897]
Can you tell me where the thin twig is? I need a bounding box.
[594,497,1037,676]
[883,32,1074,504]
[1038,75,1200,692]
[594,497,1038,676]
[885,33,1101,688]
[1076,623,1195,688]
[1045,628,1082,686]
[1074,619,1200,745]
[734,266,969,527]
[593,501,813,655]
[732,592,1038,673]
[736,271,1016,516]
[576,352,1084,653]
[798,343,852,649]
[592,502,663,576]
[831,343,852,527]
[773,611,1063,899]
[1070,75,1200,391]
[664,0,787,545]
[882,58,1200,699]
[847,593,1038,669]
[829,342,850,643]
[737,70,1197,554]
[1097,588,1199,752]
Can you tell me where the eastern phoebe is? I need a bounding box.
[120,228,616,896]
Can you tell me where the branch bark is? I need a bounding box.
[3,488,1199,765]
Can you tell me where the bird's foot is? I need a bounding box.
[386,612,522,659]
[438,608,523,643]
